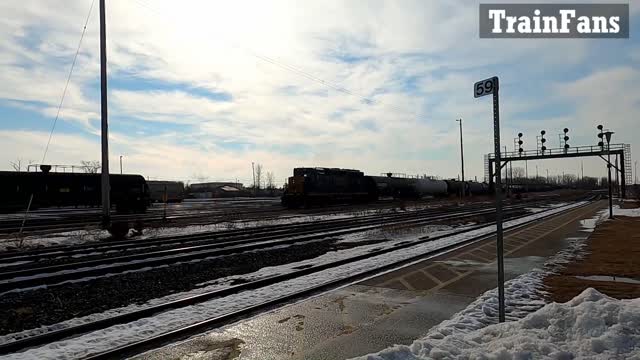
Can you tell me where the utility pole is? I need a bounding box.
[456,118,465,196]
[581,160,584,182]
[252,162,256,196]
[546,169,549,183]
[536,164,538,179]
[100,0,110,227]
[119,155,123,175]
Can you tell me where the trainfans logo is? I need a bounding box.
[479,3,629,38]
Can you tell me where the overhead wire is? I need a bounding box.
[41,0,96,164]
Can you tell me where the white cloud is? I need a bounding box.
[0,0,637,183]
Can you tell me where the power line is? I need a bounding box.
[42,0,96,163]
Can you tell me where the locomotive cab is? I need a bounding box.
[281,167,377,208]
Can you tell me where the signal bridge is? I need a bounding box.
[485,143,632,198]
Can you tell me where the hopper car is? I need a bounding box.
[0,169,150,213]
[147,181,185,203]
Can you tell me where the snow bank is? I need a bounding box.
[354,207,630,360]
[613,205,640,218]
[360,288,640,360]
[0,229,111,252]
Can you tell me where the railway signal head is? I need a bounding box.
[564,136,570,141]
[517,133,524,156]
[604,131,614,143]
[563,128,569,133]
[564,144,570,149]
[541,145,547,151]
[541,130,546,135]
[541,138,546,143]
[597,124,603,130]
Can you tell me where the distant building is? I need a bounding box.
[188,182,246,198]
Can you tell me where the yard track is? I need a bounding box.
[0,196,598,357]
[0,200,557,291]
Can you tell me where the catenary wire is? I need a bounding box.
[41,0,96,163]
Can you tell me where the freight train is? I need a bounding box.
[0,167,150,213]
[147,181,185,203]
[281,167,490,207]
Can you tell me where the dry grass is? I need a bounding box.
[544,215,640,302]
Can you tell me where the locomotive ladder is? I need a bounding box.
[484,154,490,183]
[624,144,632,186]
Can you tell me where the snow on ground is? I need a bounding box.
[0,200,547,251]
[354,204,640,360]
[0,229,111,251]
[0,202,587,359]
[579,204,640,234]
[613,205,640,217]
[0,206,426,251]
[358,288,640,360]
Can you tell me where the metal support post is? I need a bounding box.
[492,82,505,323]
[99,0,110,227]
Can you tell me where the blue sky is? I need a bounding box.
[0,0,638,185]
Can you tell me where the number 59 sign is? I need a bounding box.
[474,76,498,98]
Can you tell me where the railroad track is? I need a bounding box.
[0,194,555,236]
[0,202,284,236]
[0,201,541,291]
[0,198,562,279]
[0,196,568,264]
[0,197,598,358]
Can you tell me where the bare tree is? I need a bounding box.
[254,163,263,190]
[266,172,275,189]
[9,158,23,172]
[192,173,209,183]
[80,160,101,173]
[9,158,35,172]
[511,167,525,180]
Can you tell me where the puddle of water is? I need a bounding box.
[575,275,640,285]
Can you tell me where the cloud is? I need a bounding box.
[0,0,638,183]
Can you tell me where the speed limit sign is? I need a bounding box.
[474,76,498,98]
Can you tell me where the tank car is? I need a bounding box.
[369,175,418,198]
[444,179,466,196]
[413,178,448,197]
[466,181,489,195]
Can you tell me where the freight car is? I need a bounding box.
[0,168,150,213]
[147,181,185,203]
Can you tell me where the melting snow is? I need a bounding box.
[357,288,640,360]
[0,201,591,359]
[354,202,640,360]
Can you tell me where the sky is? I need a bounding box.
[0,0,638,186]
